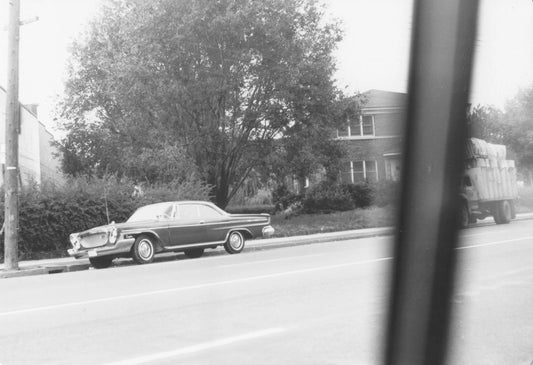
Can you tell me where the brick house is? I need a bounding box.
[337,89,406,184]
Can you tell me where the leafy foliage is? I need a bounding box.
[467,86,533,183]
[342,183,374,208]
[58,0,346,207]
[302,182,354,213]
[225,205,276,214]
[467,105,507,144]
[0,176,210,261]
[272,184,303,212]
[501,87,533,175]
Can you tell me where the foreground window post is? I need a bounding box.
[383,0,479,365]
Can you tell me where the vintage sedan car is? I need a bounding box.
[68,201,275,268]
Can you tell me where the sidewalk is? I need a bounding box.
[2,212,532,278]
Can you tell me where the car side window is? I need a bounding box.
[198,205,223,219]
[162,205,173,217]
[175,204,199,220]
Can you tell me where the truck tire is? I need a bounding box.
[510,200,516,219]
[459,203,470,228]
[494,200,511,224]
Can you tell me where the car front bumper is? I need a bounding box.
[68,238,135,259]
[262,225,275,238]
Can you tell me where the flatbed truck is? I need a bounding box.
[460,138,518,227]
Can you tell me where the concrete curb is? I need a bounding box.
[0,263,91,278]
[247,226,395,251]
[1,212,532,278]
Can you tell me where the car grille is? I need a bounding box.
[80,233,108,249]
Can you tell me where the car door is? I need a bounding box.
[166,203,207,247]
[197,204,228,243]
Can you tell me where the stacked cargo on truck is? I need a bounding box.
[460,138,518,227]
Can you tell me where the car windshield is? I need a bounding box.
[127,203,173,222]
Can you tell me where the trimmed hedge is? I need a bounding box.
[302,182,355,213]
[0,177,210,261]
[275,180,400,215]
[225,205,276,215]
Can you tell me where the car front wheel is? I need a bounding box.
[132,235,156,264]
[224,231,245,254]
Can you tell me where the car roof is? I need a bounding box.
[142,200,211,206]
[139,201,217,209]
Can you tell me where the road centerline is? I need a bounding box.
[457,236,533,250]
[104,327,287,365]
[219,253,324,268]
[0,257,392,317]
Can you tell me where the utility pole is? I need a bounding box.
[4,0,21,270]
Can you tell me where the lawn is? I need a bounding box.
[271,205,396,237]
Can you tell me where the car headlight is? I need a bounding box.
[108,227,119,244]
[69,234,80,249]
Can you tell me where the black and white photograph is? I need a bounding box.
[1,0,533,364]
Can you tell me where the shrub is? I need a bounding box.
[302,182,355,214]
[225,205,276,214]
[0,175,210,261]
[272,184,303,212]
[244,188,273,206]
[340,181,400,208]
[342,183,375,208]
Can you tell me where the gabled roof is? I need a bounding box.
[362,89,407,109]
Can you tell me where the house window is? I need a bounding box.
[337,115,375,137]
[362,115,374,136]
[365,160,378,182]
[353,161,365,182]
[349,118,360,136]
[342,160,379,183]
[385,158,401,181]
[340,161,353,183]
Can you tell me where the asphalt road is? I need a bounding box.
[0,219,532,365]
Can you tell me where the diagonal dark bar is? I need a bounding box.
[383,1,479,365]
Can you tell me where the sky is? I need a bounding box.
[1,0,533,131]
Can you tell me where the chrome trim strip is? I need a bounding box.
[165,221,267,230]
[164,241,225,250]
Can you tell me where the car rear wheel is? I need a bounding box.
[224,231,245,254]
[132,235,155,264]
[184,248,204,259]
[89,256,113,269]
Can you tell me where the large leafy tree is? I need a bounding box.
[502,87,533,182]
[58,0,345,207]
[263,94,361,186]
[467,87,533,184]
[467,104,507,144]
